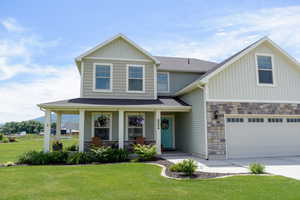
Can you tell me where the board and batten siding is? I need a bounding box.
[207,42,300,101]
[176,88,206,157]
[82,58,155,99]
[157,71,203,96]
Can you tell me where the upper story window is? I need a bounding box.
[127,65,144,92]
[256,54,274,85]
[94,63,112,92]
[157,72,169,93]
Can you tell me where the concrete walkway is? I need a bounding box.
[162,155,300,180]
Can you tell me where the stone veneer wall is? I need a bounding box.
[207,102,300,159]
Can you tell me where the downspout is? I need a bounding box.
[197,84,209,160]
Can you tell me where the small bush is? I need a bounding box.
[90,146,128,163]
[65,144,78,151]
[17,151,50,165]
[249,163,265,174]
[66,152,93,164]
[0,134,3,141]
[133,144,156,161]
[48,151,69,164]
[17,151,69,165]
[169,159,197,176]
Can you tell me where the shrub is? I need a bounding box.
[66,152,93,164]
[0,134,3,141]
[17,151,50,165]
[17,151,69,165]
[169,159,197,176]
[47,151,69,164]
[249,163,265,174]
[133,144,156,161]
[65,144,78,151]
[90,146,128,163]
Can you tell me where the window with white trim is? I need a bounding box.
[256,55,274,85]
[127,113,145,140]
[93,113,111,140]
[128,65,144,92]
[157,72,169,92]
[94,64,112,91]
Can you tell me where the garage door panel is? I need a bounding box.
[226,116,300,159]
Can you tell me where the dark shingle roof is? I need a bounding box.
[39,96,190,108]
[155,56,217,73]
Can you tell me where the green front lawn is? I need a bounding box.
[0,134,77,163]
[1,164,300,200]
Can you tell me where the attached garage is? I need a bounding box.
[225,116,300,159]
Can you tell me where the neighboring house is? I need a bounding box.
[39,34,300,160]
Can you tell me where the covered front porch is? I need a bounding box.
[38,97,191,154]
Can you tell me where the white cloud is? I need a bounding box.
[146,6,300,62]
[0,66,80,123]
[0,17,25,32]
[0,18,79,123]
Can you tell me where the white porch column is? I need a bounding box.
[118,110,124,149]
[155,110,161,155]
[79,109,85,152]
[43,110,51,152]
[56,112,62,140]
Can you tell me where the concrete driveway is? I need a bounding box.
[162,155,300,180]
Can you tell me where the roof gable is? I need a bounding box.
[176,37,300,95]
[75,34,160,64]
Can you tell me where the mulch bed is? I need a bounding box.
[153,159,247,179]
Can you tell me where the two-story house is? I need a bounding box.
[39,34,300,160]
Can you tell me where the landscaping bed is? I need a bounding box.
[154,159,243,179]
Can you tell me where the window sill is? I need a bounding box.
[126,90,145,93]
[93,89,113,93]
[257,84,276,87]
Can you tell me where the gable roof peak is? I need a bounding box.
[75,33,160,64]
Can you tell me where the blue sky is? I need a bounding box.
[1,0,300,123]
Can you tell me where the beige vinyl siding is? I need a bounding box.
[176,88,206,157]
[82,58,155,99]
[87,38,150,60]
[157,71,202,96]
[208,42,300,101]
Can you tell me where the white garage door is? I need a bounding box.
[226,116,300,159]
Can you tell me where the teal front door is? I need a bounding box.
[161,116,173,149]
